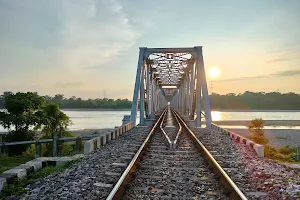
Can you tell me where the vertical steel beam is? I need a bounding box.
[130,47,146,125]
[146,64,151,116]
[195,64,201,127]
[140,66,145,125]
[151,76,155,115]
[195,46,212,127]
[190,65,195,119]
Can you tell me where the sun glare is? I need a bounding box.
[209,67,220,78]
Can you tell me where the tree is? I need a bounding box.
[37,103,72,156]
[0,92,45,155]
[248,118,268,145]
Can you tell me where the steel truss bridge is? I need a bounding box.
[129,46,212,127]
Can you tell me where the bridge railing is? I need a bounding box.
[211,123,264,157]
[0,122,134,158]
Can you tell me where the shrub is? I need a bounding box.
[248,118,269,145]
[4,130,35,156]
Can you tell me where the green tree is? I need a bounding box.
[0,92,45,155]
[248,118,269,145]
[36,103,72,156]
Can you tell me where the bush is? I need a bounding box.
[248,118,269,145]
[265,145,296,162]
[4,130,35,156]
[278,145,296,155]
[40,131,76,156]
[0,155,34,174]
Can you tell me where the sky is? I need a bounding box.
[0,0,299,99]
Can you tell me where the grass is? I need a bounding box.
[0,155,34,174]
[265,145,297,162]
[0,159,80,198]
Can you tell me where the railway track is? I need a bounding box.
[107,107,247,200]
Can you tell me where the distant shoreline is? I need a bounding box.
[1,108,300,112]
[61,108,132,111]
[212,109,300,112]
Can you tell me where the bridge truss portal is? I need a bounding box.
[130,46,212,127]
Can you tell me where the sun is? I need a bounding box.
[209,67,220,78]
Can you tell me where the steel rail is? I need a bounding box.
[106,108,167,200]
[159,109,172,149]
[172,109,248,200]
[171,109,182,149]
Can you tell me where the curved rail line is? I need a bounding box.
[106,107,247,200]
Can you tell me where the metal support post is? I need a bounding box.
[130,47,146,125]
[195,65,201,127]
[146,64,151,117]
[53,132,58,157]
[196,46,212,127]
[35,141,42,158]
[190,65,195,119]
[76,137,82,153]
[140,65,145,125]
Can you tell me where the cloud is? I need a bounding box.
[0,0,139,74]
[54,81,85,89]
[266,58,294,63]
[59,0,139,71]
[218,69,300,82]
[266,45,300,63]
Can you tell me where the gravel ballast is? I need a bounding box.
[193,128,300,200]
[6,127,151,200]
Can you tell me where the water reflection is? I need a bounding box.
[211,111,222,121]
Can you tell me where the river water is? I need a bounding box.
[0,110,299,132]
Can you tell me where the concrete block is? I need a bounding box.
[25,161,43,171]
[254,144,264,157]
[84,139,94,155]
[111,131,115,140]
[34,157,50,167]
[3,168,27,179]
[114,130,118,139]
[96,137,101,148]
[101,135,106,146]
[106,132,111,142]
[15,164,34,174]
[55,157,74,166]
[246,140,251,146]
[0,177,7,192]
[73,154,84,159]
[0,173,16,184]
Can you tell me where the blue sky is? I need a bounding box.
[0,0,299,99]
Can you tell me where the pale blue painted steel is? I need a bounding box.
[139,65,145,125]
[146,64,150,116]
[196,46,212,127]
[195,61,201,126]
[189,64,195,118]
[130,47,146,125]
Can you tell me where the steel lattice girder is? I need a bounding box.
[147,52,193,86]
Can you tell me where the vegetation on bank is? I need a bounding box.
[0,159,80,198]
[248,118,298,162]
[1,91,300,110]
[210,91,300,110]
[0,155,34,174]
[0,92,73,156]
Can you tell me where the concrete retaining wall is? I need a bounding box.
[211,123,264,157]
[83,122,134,155]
